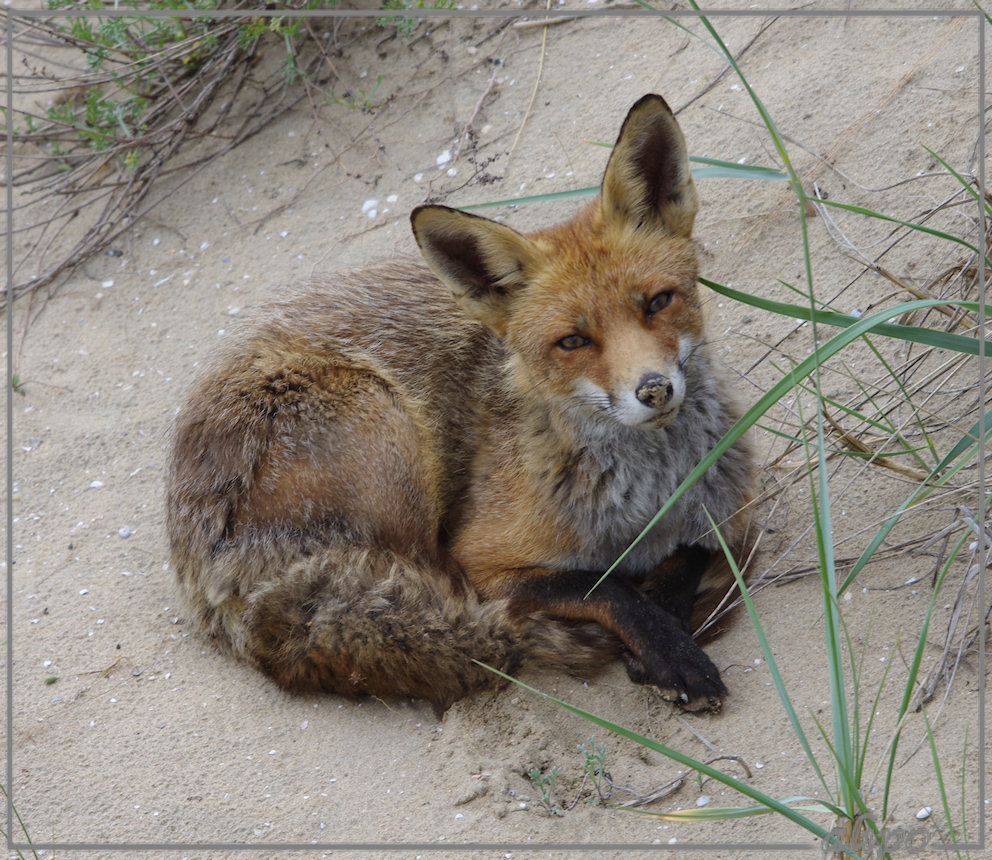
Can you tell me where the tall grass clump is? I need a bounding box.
[487,7,987,858]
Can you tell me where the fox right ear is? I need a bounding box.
[600,94,698,238]
[411,205,539,333]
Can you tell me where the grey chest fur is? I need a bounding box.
[544,363,750,575]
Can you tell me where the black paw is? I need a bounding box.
[625,643,726,713]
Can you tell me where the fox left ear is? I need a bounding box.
[600,94,698,238]
[411,205,539,334]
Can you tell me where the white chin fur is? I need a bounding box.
[612,392,664,427]
[573,379,684,428]
[615,391,684,428]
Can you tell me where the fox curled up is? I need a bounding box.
[166,94,755,713]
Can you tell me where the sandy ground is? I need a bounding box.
[5,4,990,859]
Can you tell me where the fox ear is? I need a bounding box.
[411,205,538,332]
[600,94,697,238]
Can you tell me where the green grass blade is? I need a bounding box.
[856,340,938,467]
[923,145,991,217]
[881,527,971,820]
[690,157,788,181]
[702,278,989,357]
[681,0,796,178]
[628,798,836,822]
[706,511,832,796]
[584,142,786,178]
[464,186,598,209]
[817,452,854,812]
[840,414,991,594]
[923,708,959,848]
[933,406,992,473]
[811,197,986,263]
[854,622,895,791]
[463,158,786,211]
[689,155,786,175]
[807,710,873,822]
[0,782,38,860]
[790,366,857,815]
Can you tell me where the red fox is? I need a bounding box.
[166,94,754,713]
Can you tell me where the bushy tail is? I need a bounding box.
[181,545,619,710]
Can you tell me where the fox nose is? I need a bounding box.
[635,373,674,409]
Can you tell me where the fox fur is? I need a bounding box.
[166,94,754,712]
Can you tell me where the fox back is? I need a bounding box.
[166,95,753,711]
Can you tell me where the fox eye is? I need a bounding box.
[556,334,591,351]
[647,291,674,315]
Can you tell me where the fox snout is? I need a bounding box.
[626,367,686,427]
[582,366,685,429]
[636,373,675,409]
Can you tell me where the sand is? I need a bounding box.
[5,5,988,859]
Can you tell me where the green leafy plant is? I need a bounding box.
[527,765,562,816]
[334,73,385,112]
[38,0,337,159]
[377,0,457,39]
[578,738,610,806]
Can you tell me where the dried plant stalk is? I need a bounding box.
[4,3,346,305]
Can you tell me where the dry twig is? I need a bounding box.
[4,4,350,307]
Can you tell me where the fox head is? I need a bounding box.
[412,94,704,430]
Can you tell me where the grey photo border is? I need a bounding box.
[3,2,986,854]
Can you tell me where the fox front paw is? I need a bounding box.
[625,645,727,713]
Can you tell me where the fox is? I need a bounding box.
[165,94,754,714]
